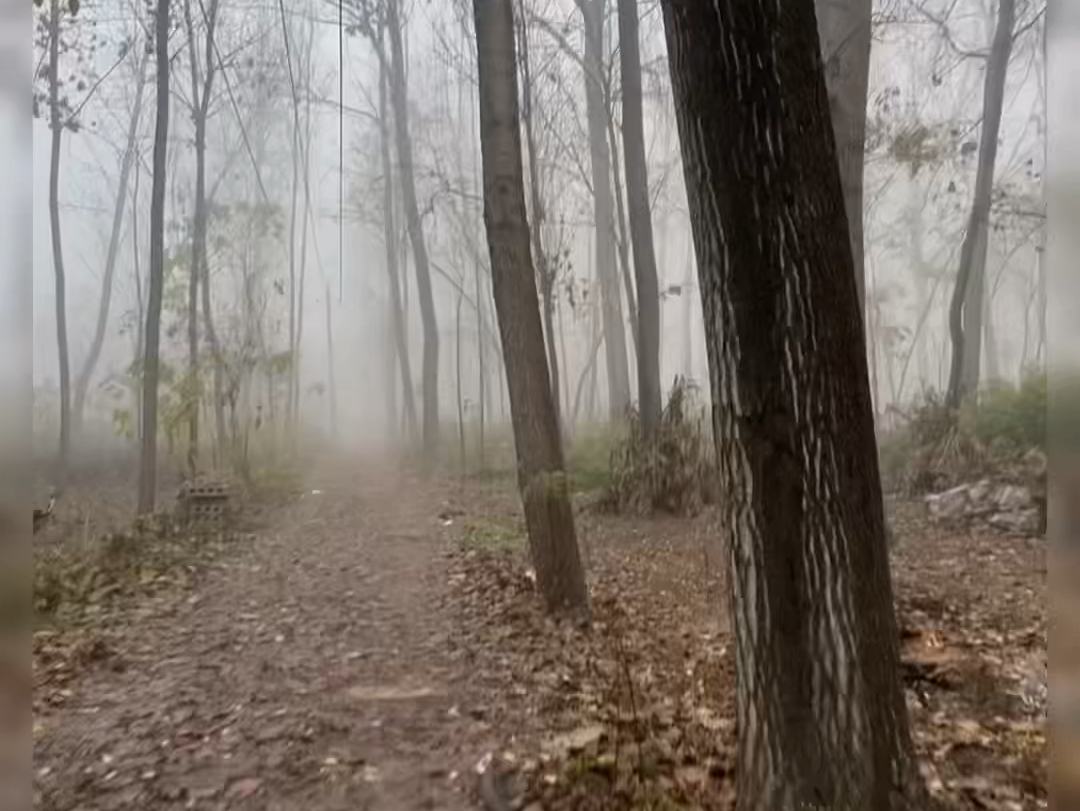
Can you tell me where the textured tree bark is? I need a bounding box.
[47,0,70,482]
[616,0,661,435]
[814,0,872,313]
[474,0,589,616]
[387,0,441,454]
[73,46,149,438]
[378,45,418,440]
[661,2,924,809]
[139,0,172,514]
[577,0,630,420]
[947,0,1015,409]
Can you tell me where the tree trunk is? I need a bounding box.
[73,46,149,438]
[661,2,924,809]
[325,285,338,439]
[139,0,172,514]
[387,0,440,454]
[379,41,418,440]
[579,0,630,420]
[606,112,639,354]
[474,0,589,616]
[516,0,562,432]
[616,0,661,435]
[814,0,872,314]
[182,0,219,474]
[287,89,300,433]
[947,0,1015,409]
[47,0,70,482]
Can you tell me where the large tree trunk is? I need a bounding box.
[378,41,418,440]
[661,2,924,809]
[139,0,172,514]
[616,0,661,435]
[47,0,70,482]
[73,46,149,438]
[516,0,562,433]
[387,0,440,454]
[814,0,872,313]
[474,0,589,616]
[578,0,630,420]
[947,0,1015,409]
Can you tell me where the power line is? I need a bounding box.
[338,0,344,302]
[197,0,271,205]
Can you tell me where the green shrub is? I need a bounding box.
[974,371,1047,451]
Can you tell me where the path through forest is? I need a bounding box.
[33,458,1049,811]
[35,463,509,811]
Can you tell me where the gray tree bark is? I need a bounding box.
[661,1,924,809]
[577,0,630,420]
[387,0,441,454]
[947,0,1015,409]
[378,40,418,440]
[617,0,661,435]
[139,0,172,514]
[47,0,70,482]
[814,0,872,314]
[474,0,589,616]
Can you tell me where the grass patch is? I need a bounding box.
[461,517,525,553]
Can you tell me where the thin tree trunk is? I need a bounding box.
[578,0,630,420]
[662,2,924,809]
[325,285,338,439]
[606,112,639,353]
[139,0,172,514]
[387,0,440,454]
[47,0,70,482]
[131,151,145,442]
[287,96,300,432]
[378,43,418,439]
[516,0,562,432]
[947,0,1015,408]
[617,0,661,434]
[182,0,219,474]
[73,46,149,437]
[814,0,872,313]
[456,289,466,473]
[474,0,588,615]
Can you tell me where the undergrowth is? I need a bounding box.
[602,378,717,516]
[878,372,1047,495]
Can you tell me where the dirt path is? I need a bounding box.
[35,464,500,811]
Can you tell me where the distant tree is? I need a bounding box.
[36,0,91,481]
[386,0,441,455]
[473,0,589,615]
[138,0,172,514]
[946,0,1017,408]
[661,2,925,809]
[72,38,149,443]
[616,0,661,435]
[815,0,872,313]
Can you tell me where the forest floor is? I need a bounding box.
[32,457,1048,811]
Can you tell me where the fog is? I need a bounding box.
[31,0,1049,468]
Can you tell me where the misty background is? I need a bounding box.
[30,0,1050,462]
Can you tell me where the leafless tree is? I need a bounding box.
[138,0,173,513]
[616,0,661,434]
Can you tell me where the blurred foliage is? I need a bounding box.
[879,371,1048,495]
